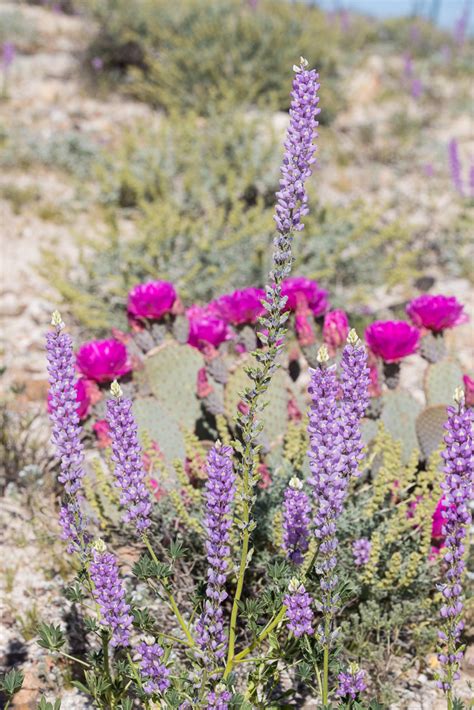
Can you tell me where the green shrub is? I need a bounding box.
[84,0,375,119]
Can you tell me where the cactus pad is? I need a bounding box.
[133,396,186,467]
[424,358,464,406]
[416,405,447,459]
[381,389,422,463]
[143,342,203,429]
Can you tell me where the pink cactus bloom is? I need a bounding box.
[431,497,447,539]
[76,339,132,383]
[463,374,474,407]
[281,277,328,316]
[127,280,177,321]
[209,287,265,325]
[365,320,420,362]
[93,419,112,449]
[197,367,213,398]
[295,298,316,346]
[323,309,350,350]
[406,294,468,333]
[186,305,232,350]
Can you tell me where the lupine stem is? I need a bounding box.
[322,620,330,704]
[142,536,195,647]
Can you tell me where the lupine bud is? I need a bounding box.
[336,665,367,699]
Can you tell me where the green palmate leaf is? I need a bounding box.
[38,698,61,710]
[132,554,172,580]
[1,669,24,696]
[37,622,65,652]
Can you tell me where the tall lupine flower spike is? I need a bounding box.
[340,329,370,478]
[136,638,171,695]
[283,577,314,638]
[46,311,88,551]
[307,339,369,703]
[46,311,85,495]
[436,387,473,705]
[89,540,133,647]
[282,476,311,564]
[197,444,236,666]
[225,59,320,676]
[106,380,152,534]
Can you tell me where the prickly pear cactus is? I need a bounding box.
[133,396,186,467]
[419,333,447,363]
[172,315,190,345]
[424,358,464,406]
[416,405,447,459]
[206,356,229,385]
[380,389,422,463]
[224,355,290,448]
[143,342,203,429]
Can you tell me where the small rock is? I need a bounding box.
[0,293,26,318]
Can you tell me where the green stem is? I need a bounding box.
[58,650,91,668]
[233,606,287,665]
[322,618,330,706]
[102,632,115,710]
[143,536,195,647]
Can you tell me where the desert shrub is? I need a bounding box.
[40,111,429,333]
[83,0,376,119]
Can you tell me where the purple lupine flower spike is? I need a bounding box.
[448,139,464,196]
[336,664,367,699]
[89,540,133,647]
[307,334,369,644]
[107,380,152,534]
[274,57,320,238]
[46,311,85,496]
[137,638,171,694]
[436,387,473,697]
[197,444,235,665]
[340,330,370,478]
[283,578,314,637]
[282,477,311,564]
[352,538,371,567]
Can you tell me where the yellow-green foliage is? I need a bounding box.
[182,429,207,482]
[169,490,202,536]
[216,414,231,446]
[173,459,201,507]
[361,429,443,591]
[271,510,283,551]
[283,419,308,474]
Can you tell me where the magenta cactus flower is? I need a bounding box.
[127,280,177,321]
[76,339,132,383]
[89,542,133,647]
[406,294,468,333]
[323,309,349,351]
[48,376,92,421]
[365,320,420,362]
[281,277,328,316]
[187,305,232,350]
[209,287,265,325]
[463,374,474,407]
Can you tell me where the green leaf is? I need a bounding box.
[38,698,62,710]
[1,669,24,695]
[37,622,65,652]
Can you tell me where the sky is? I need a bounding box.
[314,0,473,31]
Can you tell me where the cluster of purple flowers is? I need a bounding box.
[274,57,320,237]
[282,477,311,564]
[137,640,170,695]
[283,579,314,638]
[437,388,473,695]
[206,686,232,709]
[89,542,133,647]
[197,444,236,664]
[352,538,371,567]
[106,381,152,535]
[336,665,367,699]
[307,333,369,639]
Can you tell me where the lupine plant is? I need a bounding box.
[26,58,473,709]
